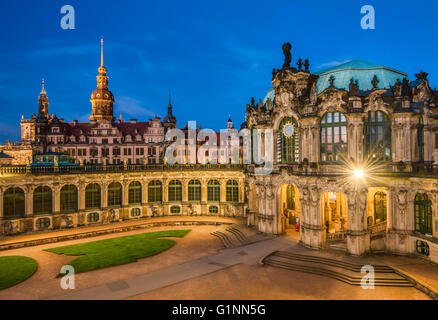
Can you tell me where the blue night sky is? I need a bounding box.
[0,0,437,143]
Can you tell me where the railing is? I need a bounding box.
[368,221,387,235]
[0,163,245,175]
[327,231,346,241]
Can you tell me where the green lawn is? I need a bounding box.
[0,256,38,290]
[45,230,191,276]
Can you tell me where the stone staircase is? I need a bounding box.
[211,224,264,248]
[262,251,413,287]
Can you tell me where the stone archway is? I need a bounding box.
[277,183,301,239]
[321,191,348,240]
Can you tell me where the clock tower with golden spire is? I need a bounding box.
[90,37,115,122]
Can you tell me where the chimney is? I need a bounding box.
[73,120,78,126]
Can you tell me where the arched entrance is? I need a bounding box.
[321,192,348,241]
[279,184,301,238]
[366,188,388,235]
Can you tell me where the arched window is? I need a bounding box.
[60,185,78,213]
[168,180,182,202]
[418,117,424,162]
[277,117,299,163]
[85,183,101,209]
[3,187,25,218]
[107,182,122,208]
[320,112,347,162]
[365,111,391,161]
[148,180,162,203]
[226,180,239,203]
[188,180,201,202]
[374,192,387,224]
[286,185,295,210]
[33,186,52,215]
[128,181,142,204]
[414,193,432,235]
[207,180,220,202]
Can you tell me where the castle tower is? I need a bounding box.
[164,92,177,130]
[38,78,49,117]
[89,37,115,122]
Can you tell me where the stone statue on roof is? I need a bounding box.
[282,43,292,69]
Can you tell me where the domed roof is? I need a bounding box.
[91,88,114,101]
[262,60,409,105]
[314,60,408,93]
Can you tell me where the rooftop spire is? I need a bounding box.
[40,78,46,95]
[100,36,104,67]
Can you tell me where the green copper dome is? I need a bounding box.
[315,60,408,93]
[262,60,409,105]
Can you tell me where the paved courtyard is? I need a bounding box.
[0,218,435,300]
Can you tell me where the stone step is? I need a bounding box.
[275,251,394,273]
[265,259,413,287]
[262,251,413,287]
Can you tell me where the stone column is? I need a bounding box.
[299,184,326,250]
[142,179,148,205]
[0,187,4,219]
[102,182,108,209]
[53,184,60,214]
[300,118,320,162]
[25,185,33,217]
[78,184,85,211]
[347,114,365,162]
[257,185,266,233]
[220,180,226,203]
[392,114,414,163]
[346,188,370,256]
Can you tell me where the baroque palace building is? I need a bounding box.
[0,42,437,263]
[17,38,176,165]
[245,43,438,261]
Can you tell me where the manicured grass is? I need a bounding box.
[45,230,191,276]
[0,256,38,290]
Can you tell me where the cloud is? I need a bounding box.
[115,96,157,119]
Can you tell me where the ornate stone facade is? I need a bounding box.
[244,43,438,262]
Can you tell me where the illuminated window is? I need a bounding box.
[414,193,432,235]
[107,182,122,208]
[277,117,299,163]
[33,186,52,215]
[60,185,78,213]
[128,181,142,204]
[188,180,201,202]
[85,183,101,209]
[3,187,25,219]
[320,112,347,162]
[365,111,391,161]
[207,180,220,202]
[148,180,162,203]
[226,180,239,203]
[168,180,182,202]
